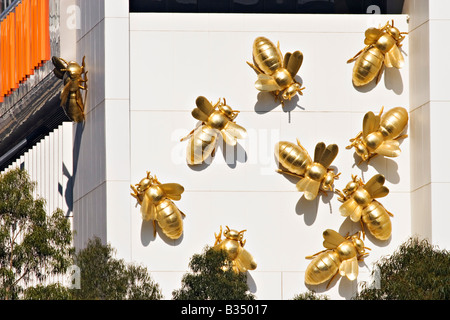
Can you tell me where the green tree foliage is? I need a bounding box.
[71,237,162,300]
[355,237,450,300]
[292,291,329,300]
[0,169,73,300]
[172,246,255,300]
[22,283,73,300]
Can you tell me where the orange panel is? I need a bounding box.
[31,0,37,74]
[0,20,5,98]
[43,0,50,62]
[23,0,31,77]
[7,14,13,94]
[16,2,24,83]
[3,17,8,95]
[0,21,3,102]
[37,0,42,67]
[15,3,22,85]
[10,12,18,91]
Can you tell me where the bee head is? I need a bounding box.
[282,83,304,101]
[351,232,369,256]
[343,176,360,196]
[66,61,83,79]
[322,171,340,191]
[136,172,157,192]
[224,226,246,241]
[218,104,239,120]
[387,25,403,41]
[353,141,369,162]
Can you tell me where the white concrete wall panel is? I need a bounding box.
[405,0,450,248]
[128,13,410,299]
[0,123,73,219]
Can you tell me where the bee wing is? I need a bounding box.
[296,177,320,200]
[339,198,363,222]
[195,96,214,118]
[364,28,383,45]
[141,193,157,221]
[235,248,257,272]
[221,121,247,146]
[284,50,303,77]
[363,174,389,199]
[375,139,401,157]
[362,111,380,138]
[60,81,71,106]
[159,183,184,201]
[313,142,326,163]
[51,56,67,79]
[385,45,405,69]
[318,144,339,168]
[339,256,359,281]
[322,229,346,249]
[192,108,210,122]
[224,121,247,139]
[255,74,282,92]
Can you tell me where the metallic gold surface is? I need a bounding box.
[130,171,185,240]
[213,226,257,274]
[181,96,247,165]
[51,56,88,122]
[336,174,393,241]
[347,20,407,87]
[347,106,408,163]
[247,36,304,106]
[305,229,369,288]
[275,139,339,200]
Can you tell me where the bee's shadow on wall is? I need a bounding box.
[254,92,304,114]
[352,67,404,95]
[140,219,184,247]
[352,153,401,185]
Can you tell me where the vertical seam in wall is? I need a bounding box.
[128,8,132,262]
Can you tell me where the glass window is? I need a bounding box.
[129,0,405,14]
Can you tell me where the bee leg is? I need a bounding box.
[130,185,142,205]
[366,153,378,164]
[386,209,394,217]
[153,220,157,238]
[326,271,340,289]
[214,226,223,246]
[276,168,303,179]
[319,188,328,197]
[347,47,367,63]
[305,249,328,259]
[179,209,186,218]
[335,189,346,202]
[180,129,195,142]
[376,63,385,84]
[246,61,262,75]
[394,133,408,141]
[359,220,366,240]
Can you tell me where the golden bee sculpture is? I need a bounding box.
[347,106,408,163]
[247,36,305,106]
[130,171,185,240]
[51,56,88,123]
[275,139,340,200]
[305,229,370,288]
[347,20,407,87]
[213,226,257,274]
[336,174,393,241]
[181,96,247,165]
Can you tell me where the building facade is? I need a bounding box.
[0,0,448,299]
